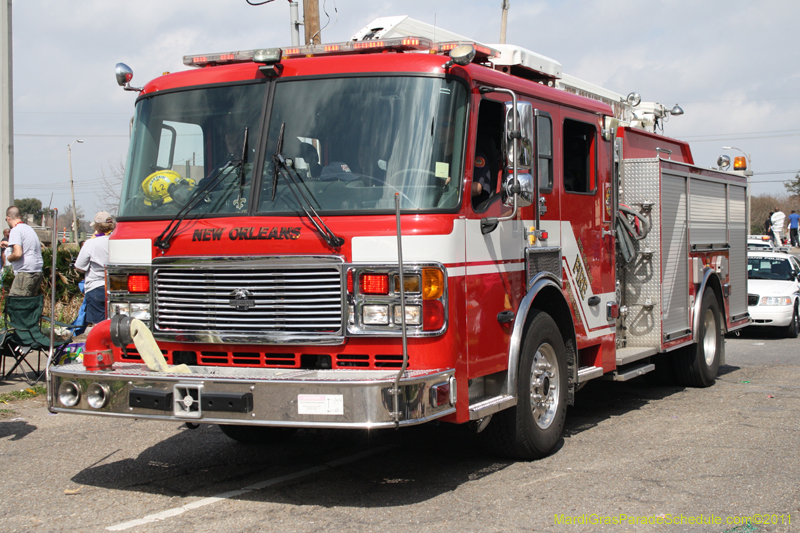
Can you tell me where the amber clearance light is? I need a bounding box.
[422,268,444,300]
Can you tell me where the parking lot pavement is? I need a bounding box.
[0,331,798,532]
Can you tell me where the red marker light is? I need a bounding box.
[128,274,150,294]
[347,270,354,294]
[360,273,389,295]
[423,300,445,331]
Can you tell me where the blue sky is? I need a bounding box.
[10,0,800,215]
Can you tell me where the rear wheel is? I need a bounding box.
[218,424,297,445]
[485,311,568,459]
[675,290,722,387]
[783,303,799,338]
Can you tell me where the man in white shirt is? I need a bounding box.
[75,211,114,325]
[771,208,786,246]
[1,206,43,296]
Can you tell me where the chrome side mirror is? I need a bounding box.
[504,101,533,169]
[115,63,143,92]
[503,172,533,208]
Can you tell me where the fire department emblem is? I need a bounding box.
[229,288,255,311]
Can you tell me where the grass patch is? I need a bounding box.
[0,384,46,404]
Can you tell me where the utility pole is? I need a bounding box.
[68,140,83,242]
[500,0,510,44]
[289,1,301,46]
[0,0,13,213]
[303,0,321,45]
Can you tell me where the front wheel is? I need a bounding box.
[783,303,799,339]
[675,290,722,387]
[485,311,568,459]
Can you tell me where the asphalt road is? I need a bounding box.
[1,330,798,533]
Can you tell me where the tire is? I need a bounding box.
[783,303,799,339]
[218,424,297,445]
[484,311,568,460]
[674,290,722,388]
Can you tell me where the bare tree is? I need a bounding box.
[99,159,125,215]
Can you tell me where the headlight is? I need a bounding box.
[110,302,130,316]
[393,304,421,325]
[363,305,389,325]
[760,296,792,306]
[130,303,151,320]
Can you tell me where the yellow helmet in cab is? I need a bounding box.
[142,170,195,206]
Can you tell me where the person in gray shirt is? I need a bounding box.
[1,206,43,296]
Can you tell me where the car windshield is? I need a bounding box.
[748,257,796,281]
[119,82,264,217]
[258,76,468,213]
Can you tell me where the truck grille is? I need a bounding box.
[153,265,343,337]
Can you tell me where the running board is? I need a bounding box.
[577,366,603,383]
[608,362,655,382]
[615,347,657,366]
[469,395,516,420]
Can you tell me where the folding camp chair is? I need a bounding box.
[0,295,72,384]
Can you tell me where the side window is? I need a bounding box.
[159,120,205,182]
[563,119,596,194]
[472,99,506,211]
[537,115,553,192]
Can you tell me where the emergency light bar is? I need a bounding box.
[282,37,431,58]
[183,50,261,68]
[182,37,498,68]
[430,41,500,62]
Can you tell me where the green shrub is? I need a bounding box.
[1,243,84,324]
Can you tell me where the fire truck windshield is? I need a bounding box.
[118,76,467,219]
[119,82,264,218]
[258,76,467,213]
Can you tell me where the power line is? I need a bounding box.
[681,97,800,104]
[682,128,800,139]
[15,111,130,115]
[14,133,128,138]
[683,133,800,143]
[753,170,800,176]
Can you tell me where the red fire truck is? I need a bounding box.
[49,18,749,459]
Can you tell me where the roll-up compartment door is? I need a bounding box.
[661,173,690,338]
[689,180,727,246]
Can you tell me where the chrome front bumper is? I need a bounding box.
[49,363,455,429]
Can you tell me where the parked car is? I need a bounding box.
[748,235,774,251]
[748,234,791,253]
[747,250,800,337]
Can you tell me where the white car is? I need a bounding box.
[747,251,800,337]
[748,235,775,251]
[748,234,791,253]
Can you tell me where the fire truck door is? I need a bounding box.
[465,97,526,375]
[560,116,616,341]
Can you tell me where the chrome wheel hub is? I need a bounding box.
[530,343,560,429]
[703,308,717,366]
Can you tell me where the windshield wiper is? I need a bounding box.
[271,139,344,249]
[154,128,249,252]
[153,161,239,251]
[271,122,286,201]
